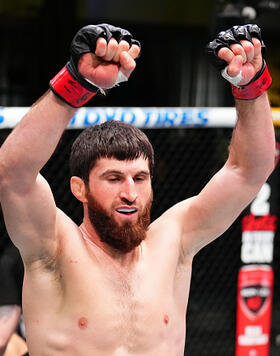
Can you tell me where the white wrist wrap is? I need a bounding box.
[115,70,128,85]
[221,66,243,86]
[84,70,128,93]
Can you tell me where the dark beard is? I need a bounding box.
[87,193,153,253]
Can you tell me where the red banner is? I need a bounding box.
[236,265,274,356]
[235,140,280,356]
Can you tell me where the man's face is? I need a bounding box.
[86,157,153,253]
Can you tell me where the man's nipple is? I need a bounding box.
[163,314,169,325]
[78,317,88,329]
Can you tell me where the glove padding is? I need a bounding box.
[67,24,141,91]
[70,24,141,69]
[206,24,265,71]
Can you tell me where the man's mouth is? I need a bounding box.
[116,208,137,215]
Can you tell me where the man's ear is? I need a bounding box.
[70,176,88,203]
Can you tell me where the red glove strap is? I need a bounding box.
[231,64,272,100]
[50,66,97,108]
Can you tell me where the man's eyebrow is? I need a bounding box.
[100,170,123,177]
[135,170,150,176]
[100,169,150,177]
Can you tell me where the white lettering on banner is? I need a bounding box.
[246,326,263,336]
[69,108,210,128]
[241,231,274,264]
[0,107,218,128]
[240,183,276,264]
[251,184,271,216]
[238,326,269,346]
[241,287,270,298]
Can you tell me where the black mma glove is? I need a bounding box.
[50,24,141,108]
[206,24,272,100]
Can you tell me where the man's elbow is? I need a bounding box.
[245,160,275,188]
[0,159,9,193]
[260,152,276,182]
[0,160,15,195]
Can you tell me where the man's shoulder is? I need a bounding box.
[147,201,191,245]
[151,196,196,226]
[56,208,78,230]
[55,208,85,251]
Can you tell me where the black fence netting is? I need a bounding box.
[0,126,280,356]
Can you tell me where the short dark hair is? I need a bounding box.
[69,121,154,183]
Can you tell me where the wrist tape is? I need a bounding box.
[229,61,272,100]
[49,66,98,108]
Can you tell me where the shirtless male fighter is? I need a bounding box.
[0,23,275,356]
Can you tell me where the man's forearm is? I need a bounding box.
[228,92,275,184]
[0,91,76,188]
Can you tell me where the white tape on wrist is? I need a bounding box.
[84,70,128,92]
[115,70,128,85]
[221,66,243,86]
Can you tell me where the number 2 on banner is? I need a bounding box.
[250,183,271,216]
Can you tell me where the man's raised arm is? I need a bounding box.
[0,24,140,260]
[167,25,275,256]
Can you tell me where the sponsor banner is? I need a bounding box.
[0,106,279,129]
[236,141,280,356]
[0,106,227,128]
[236,265,274,356]
[240,213,277,265]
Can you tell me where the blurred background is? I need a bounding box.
[0,1,280,355]
[0,0,279,107]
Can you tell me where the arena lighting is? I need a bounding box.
[213,1,254,30]
[257,0,280,11]
[218,2,243,18]
[241,6,257,20]
[214,1,255,31]
[216,0,280,21]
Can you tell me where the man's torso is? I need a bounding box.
[22,217,193,356]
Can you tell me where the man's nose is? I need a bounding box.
[119,178,138,202]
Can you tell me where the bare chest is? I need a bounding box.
[57,246,189,352]
[64,253,174,321]
[23,237,191,355]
